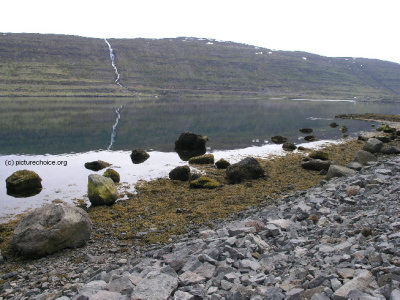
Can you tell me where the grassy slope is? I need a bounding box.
[1,33,400,100]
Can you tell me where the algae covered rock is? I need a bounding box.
[6,170,42,197]
[309,150,329,161]
[304,135,319,142]
[189,177,221,189]
[88,174,118,206]
[174,132,208,161]
[188,154,214,165]
[130,148,150,164]
[226,157,266,184]
[169,166,191,181]
[301,159,331,171]
[103,168,120,183]
[11,201,92,258]
[84,160,111,171]
[282,142,297,151]
[215,158,231,169]
[271,135,288,144]
[299,128,313,134]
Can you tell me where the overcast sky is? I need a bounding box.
[2,0,399,64]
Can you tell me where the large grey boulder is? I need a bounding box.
[326,165,356,180]
[88,174,118,206]
[226,157,266,184]
[363,138,383,153]
[353,150,377,165]
[11,201,92,258]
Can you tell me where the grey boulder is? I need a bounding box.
[363,138,383,153]
[326,165,356,180]
[353,150,377,165]
[11,201,92,258]
[226,157,266,184]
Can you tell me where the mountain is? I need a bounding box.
[1,33,400,100]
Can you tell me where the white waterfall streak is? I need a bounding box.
[107,105,124,150]
[104,38,123,87]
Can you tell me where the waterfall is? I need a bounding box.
[104,38,123,87]
[107,105,124,150]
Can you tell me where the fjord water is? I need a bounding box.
[1,97,399,218]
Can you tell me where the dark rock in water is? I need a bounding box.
[358,135,369,141]
[88,174,118,206]
[271,135,288,144]
[377,124,396,133]
[304,135,319,142]
[130,149,150,164]
[299,128,313,134]
[85,160,111,171]
[363,138,383,153]
[309,150,329,161]
[354,150,377,165]
[329,122,339,128]
[174,132,208,160]
[103,168,120,183]
[226,157,266,184]
[340,125,348,133]
[381,146,400,155]
[169,166,191,181]
[10,201,91,258]
[6,170,42,197]
[215,158,231,169]
[282,142,297,151]
[188,154,214,165]
[301,159,331,171]
[189,177,221,189]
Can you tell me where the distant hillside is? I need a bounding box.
[1,33,400,100]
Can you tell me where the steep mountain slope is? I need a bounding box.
[1,33,399,100]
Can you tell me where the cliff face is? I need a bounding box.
[1,33,400,100]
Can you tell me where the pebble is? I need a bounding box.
[1,155,400,299]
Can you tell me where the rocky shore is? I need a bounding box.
[1,115,400,300]
[0,151,399,299]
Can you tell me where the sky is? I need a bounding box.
[2,0,399,64]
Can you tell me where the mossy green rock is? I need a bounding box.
[189,177,221,189]
[103,168,120,183]
[188,154,214,165]
[309,150,329,161]
[88,174,118,206]
[6,170,42,193]
[215,158,231,169]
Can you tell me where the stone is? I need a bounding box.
[301,159,331,171]
[299,128,313,134]
[309,150,329,160]
[11,201,91,258]
[88,290,122,299]
[226,157,266,184]
[130,148,150,164]
[88,174,118,206]
[131,267,178,300]
[174,132,208,160]
[215,158,231,169]
[189,176,221,189]
[363,138,383,153]
[188,154,214,164]
[381,146,400,154]
[169,166,191,181]
[271,135,288,144]
[326,165,356,180]
[332,270,374,300]
[282,142,297,151]
[5,169,42,197]
[179,271,206,285]
[102,168,120,183]
[84,160,111,171]
[353,150,377,165]
[346,161,363,171]
[346,185,360,196]
[304,135,319,141]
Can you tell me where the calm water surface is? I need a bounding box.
[1,97,399,219]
